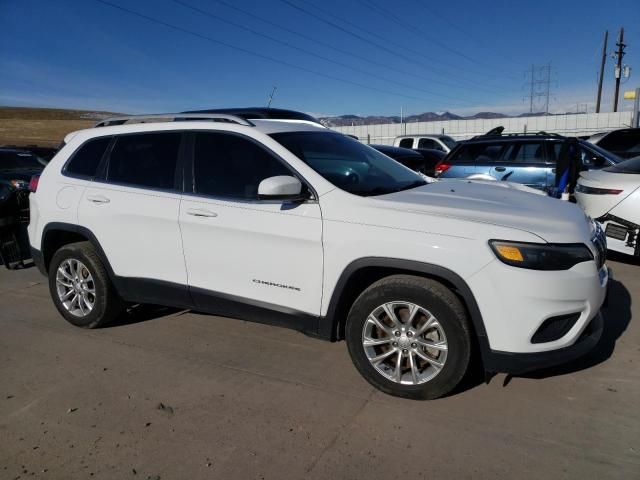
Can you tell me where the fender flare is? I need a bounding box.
[40,222,117,280]
[320,257,490,356]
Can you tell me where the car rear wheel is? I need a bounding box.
[345,275,472,399]
[48,241,123,328]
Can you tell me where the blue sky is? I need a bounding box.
[1,0,638,116]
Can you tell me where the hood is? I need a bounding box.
[376,180,592,243]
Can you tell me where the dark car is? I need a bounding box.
[370,144,433,175]
[435,130,619,191]
[587,128,640,159]
[182,107,321,124]
[413,148,446,176]
[0,148,46,268]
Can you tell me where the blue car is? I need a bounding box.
[435,132,620,191]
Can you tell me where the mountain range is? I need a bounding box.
[319,111,548,127]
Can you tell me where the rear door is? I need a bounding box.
[77,131,188,297]
[489,141,548,189]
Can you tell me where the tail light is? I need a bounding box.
[29,175,40,193]
[434,162,451,175]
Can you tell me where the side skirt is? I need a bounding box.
[114,277,324,339]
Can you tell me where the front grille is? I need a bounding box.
[591,224,607,269]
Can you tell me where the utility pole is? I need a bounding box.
[613,27,626,112]
[596,30,608,113]
[529,64,534,114]
[267,86,277,108]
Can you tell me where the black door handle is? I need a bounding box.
[495,166,506,172]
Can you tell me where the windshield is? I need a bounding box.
[270,131,426,196]
[0,151,46,170]
[603,156,640,174]
[440,136,458,150]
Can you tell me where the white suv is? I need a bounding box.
[28,112,608,399]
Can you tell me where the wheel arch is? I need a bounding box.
[321,258,490,356]
[41,222,115,280]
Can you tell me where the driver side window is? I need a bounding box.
[193,132,294,200]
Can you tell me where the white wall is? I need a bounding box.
[333,111,634,144]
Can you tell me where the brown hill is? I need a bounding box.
[0,106,120,148]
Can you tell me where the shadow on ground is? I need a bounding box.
[109,304,186,327]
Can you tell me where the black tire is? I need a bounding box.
[345,274,472,400]
[48,241,124,328]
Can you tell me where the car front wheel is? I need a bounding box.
[345,275,472,399]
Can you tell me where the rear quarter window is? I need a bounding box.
[64,136,112,179]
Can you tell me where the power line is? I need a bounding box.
[280,0,514,87]
[295,0,519,84]
[170,0,478,102]
[204,0,507,95]
[359,0,492,70]
[405,0,522,68]
[92,0,472,106]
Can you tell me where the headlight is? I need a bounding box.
[489,240,594,270]
[575,184,622,195]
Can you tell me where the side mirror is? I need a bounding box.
[258,175,308,201]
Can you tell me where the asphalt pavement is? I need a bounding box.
[1,256,638,479]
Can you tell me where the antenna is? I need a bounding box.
[267,86,278,108]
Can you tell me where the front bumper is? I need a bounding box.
[482,312,603,374]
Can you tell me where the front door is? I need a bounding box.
[179,131,324,321]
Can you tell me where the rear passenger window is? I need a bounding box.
[398,138,413,148]
[65,137,111,178]
[193,132,292,200]
[449,143,505,164]
[502,142,545,163]
[107,133,181,190]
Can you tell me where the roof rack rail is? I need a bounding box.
[94,113,254,128]
[471,127,567,140]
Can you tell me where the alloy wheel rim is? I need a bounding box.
[362,301,448,385]
[55,259,96,318]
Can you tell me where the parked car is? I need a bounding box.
[369,144,433,175]
[414,148,447,176]
[393,134,457,153]
[435,131,620,191]
[575,156,640,257]
[0,148,46,268]
[29,111,607,399]
[586,128,640,159]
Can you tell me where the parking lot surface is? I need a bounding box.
[1,258,638,479]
